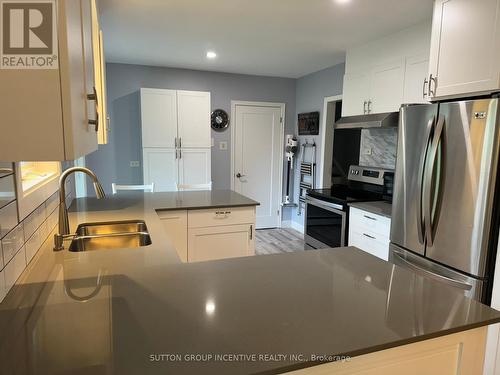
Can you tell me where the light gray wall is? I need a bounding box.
[85,63,296,216]
[292,63,345,225]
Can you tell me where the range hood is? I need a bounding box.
[334,111,399,129]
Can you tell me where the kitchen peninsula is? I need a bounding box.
[0,191,498,375]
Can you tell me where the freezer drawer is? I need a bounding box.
[390,243,487,302]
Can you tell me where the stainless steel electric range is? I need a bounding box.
[305,165,393,249]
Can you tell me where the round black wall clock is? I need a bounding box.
[211,109,229,131]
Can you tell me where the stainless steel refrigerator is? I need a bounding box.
[390,98,500,304]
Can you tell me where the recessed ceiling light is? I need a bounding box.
[335,0,351,4]
[206,51,217,59]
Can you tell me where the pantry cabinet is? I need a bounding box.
[427,0,500,100]
[140,88,212,191]
[0,0,105,161]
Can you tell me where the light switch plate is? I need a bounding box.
[130,161,140,167]
[219,141,228,151]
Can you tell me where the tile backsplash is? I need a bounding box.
[0,163,75,303]
[359,128,398,170]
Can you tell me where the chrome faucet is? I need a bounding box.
[54,167,105,251]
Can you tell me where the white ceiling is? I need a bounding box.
[99,0,434,78]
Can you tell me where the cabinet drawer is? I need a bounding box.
[349,230,389,261]
[349,207,391,238]
[188,206,255,228]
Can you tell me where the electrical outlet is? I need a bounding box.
[130,161,140,167]
[364,148,372,155]
[219,141,228,151]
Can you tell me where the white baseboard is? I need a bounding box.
[282,220,304,234]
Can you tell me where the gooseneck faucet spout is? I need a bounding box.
[54,167,105,251]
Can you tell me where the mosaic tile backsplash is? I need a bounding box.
[359,128,398,170]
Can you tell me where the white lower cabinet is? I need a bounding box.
[157,206,256,263]
[188,224,254,263]
[348,207,391,261]
[157,210,188,262]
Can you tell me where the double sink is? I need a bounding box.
[68,220,152,252]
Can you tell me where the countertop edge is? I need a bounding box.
[256,320,500,374]
[155,202,260,211]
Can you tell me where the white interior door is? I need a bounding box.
[233,103,283,229]
[140,88,177,148]
[177,90,211,148]
[143,148,177,192]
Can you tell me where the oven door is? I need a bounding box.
[305,196,347,249]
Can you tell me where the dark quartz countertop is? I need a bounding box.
[0,191,498,374]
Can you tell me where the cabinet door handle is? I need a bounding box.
[428,74,437,97]
[363,215,377,221]
[367,100,372,113]
[179,137,182,148]
[175,137,178,148]
[179,149,182,159]
[363,101,367,114]
[249,225,253,240]
[87,87,99,132]
[363,233,376,240]
[422,77,429,99]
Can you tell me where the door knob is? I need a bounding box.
[236,173,245,178]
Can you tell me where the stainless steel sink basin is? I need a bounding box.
[68,220,152,252]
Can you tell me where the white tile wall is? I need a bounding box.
[1,223,24,266]
[0,190,72,303]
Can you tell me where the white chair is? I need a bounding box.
[176,182,212,191]
[111,183,155,194]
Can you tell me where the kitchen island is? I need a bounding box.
[0,191,499,374]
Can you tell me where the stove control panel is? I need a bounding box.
[348,165,392,186]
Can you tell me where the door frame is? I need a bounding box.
[230,100,286,227]
[319,95,343,188]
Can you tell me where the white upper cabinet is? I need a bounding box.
[369,59,405,114]
[341,22,432,117]
[177,90,211,148]
[404,54,430,104]
[140,89,178,148]
[0,0,101,161]
[428,0,500,100]
[342,73,370,117]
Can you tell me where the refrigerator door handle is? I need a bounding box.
[392,249,473,291]
[416,116,435,245]
[423,115,445,246]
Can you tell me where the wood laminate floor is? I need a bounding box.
[255,228,306,255]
